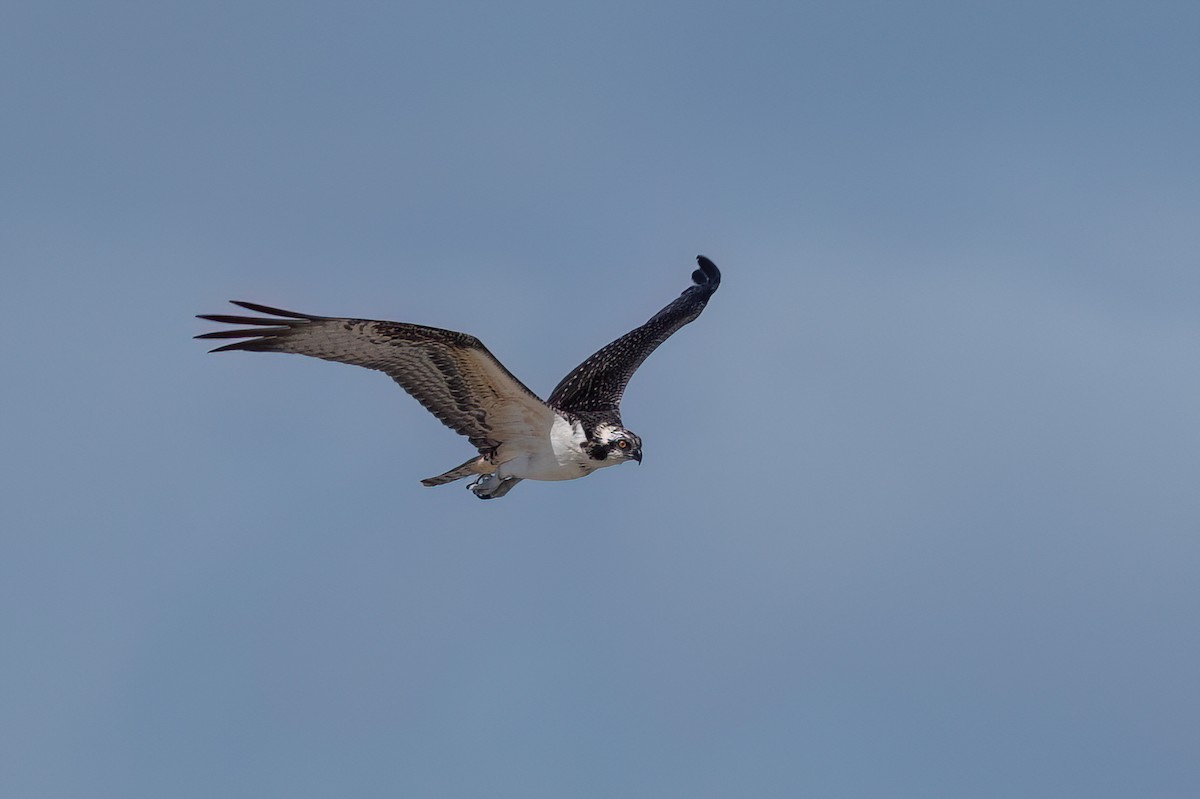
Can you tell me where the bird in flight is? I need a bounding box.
[197,255,721,499]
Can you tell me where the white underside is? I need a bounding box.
[493,413,610,481]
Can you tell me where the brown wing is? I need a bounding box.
[548,256,721,417]
[196,302,554,451]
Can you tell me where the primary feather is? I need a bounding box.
[197,256,722,498]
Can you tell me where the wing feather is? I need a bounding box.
[547,255,721,416]
[196,304,553,450]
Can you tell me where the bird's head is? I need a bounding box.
[589,424,643,466]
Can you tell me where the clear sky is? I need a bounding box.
[4,1,1199,797]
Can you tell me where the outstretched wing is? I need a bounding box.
[548,255,721,417]
[196,302,554,451]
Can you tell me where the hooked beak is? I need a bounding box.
[633,449,643,465]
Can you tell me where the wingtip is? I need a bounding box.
[205,341,246,353]
[692,255,721,288]
[228,301,316,319]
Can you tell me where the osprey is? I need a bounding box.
[197,256,721,499]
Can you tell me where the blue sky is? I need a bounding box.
[4,1,1199,796]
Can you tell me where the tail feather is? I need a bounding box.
[421,457,483,487]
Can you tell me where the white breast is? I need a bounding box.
[495,413,607,482]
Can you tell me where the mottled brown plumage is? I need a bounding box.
[197,256,721,498]
[548,256,720,418]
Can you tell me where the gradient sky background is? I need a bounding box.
[4,1,1199,797]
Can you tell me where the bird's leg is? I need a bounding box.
[468,473,521,499]
[468,473,501,498]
